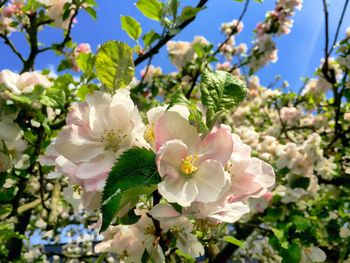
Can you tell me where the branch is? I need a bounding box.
[133,0,209,66]
[0,34,25,63]
[321,0,336,84]
[328,0,349,55]
[38,7,79,53]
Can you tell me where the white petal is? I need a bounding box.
[155,111,200,151]
[157,139,188,179]
[194,160,228,203]
[55,126,105,162]
[158,176,198,207]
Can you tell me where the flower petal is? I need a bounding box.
[55,126,104,162]
[158,176,198,207]
[155,111,200,152]
[200,125,233,165]
[157,139,188,179]
[194,160,228,203]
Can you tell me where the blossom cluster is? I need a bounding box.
[167,36,209,69]
[249,0,303,72]
[40,89,275,261]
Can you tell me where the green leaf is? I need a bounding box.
[95,41,135,89]
[136,0,164,21]
[85,6,97,20]
[40,87,66,108]
[223,236,244,247]
[120,16,142,41]
[76,83,97,101]
[142,30,161,47]
[168,89,208,133]
[76,53,95,74]
[280,241,301,263]
[199,70,247,128]
[178,6,202,23]
[169,0,178,20]
[271,227,284,240]
[100,148,161,232]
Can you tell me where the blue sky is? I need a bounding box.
[0,0,349,90]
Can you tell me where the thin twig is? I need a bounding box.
[0,34,25,63]
[328,0,349,55]
[213,0,250,56]
[38,7,79,53]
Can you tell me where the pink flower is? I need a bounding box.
[155,111,232,206]
[75,43,91,54]
[228,134,275,199]
[45,90,147,192]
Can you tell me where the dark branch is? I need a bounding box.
[328,0,349,55]
[0,34,25,63]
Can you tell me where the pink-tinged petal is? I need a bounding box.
[209,201,250,223]
[230,158,275,199]
[55,126,104,162]
[150,204,180,219]
[147,106,167,124]
[81,172,108,192]
[157,139,188,179]
[107,103,133,133]
[158,176,198,207]
[39,144,59,166]
[248,157,275,189]
[231,133,251,162]
[66,102,90,127]
[75,154,115,179]
[194,160,228,203]
[55,155,77,178]
[155,111,200,152]
[200,125,233,165]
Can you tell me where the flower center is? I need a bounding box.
[101,129,123,152]
[144,124,155,143]
[181,155,198,175]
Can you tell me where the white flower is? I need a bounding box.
[150,204,204,258]
[301,246,326,262]
[50,90,147,193]
[0,69,51,95]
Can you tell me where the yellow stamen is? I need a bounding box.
[181,155,199,175]
[73,185,82,195]
[144,124,155,143]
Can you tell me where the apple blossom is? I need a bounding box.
[155,111,232,206]
[150,204,205,257]
[228,134,275,199]
[0,69,52,95]
[43,90,147,195]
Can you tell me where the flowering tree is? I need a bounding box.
[0,0,350,262]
